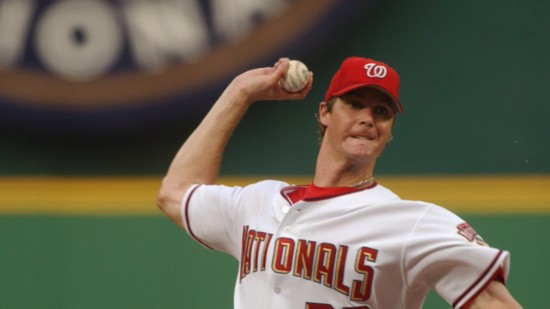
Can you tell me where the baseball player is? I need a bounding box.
[157,57,522,308]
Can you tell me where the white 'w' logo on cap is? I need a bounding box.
[364,63,387,78]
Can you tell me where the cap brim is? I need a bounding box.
[332,84,403,113]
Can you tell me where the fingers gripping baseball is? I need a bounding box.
[232,58,312,102]
[279,60,310,92]
[276,58,312,96]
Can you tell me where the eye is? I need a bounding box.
[373,105,393,119]
[346,100,363,109]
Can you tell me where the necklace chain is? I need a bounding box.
[351,177,375,188]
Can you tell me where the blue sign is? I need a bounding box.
[0,0,373,137]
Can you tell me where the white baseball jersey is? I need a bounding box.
[181,180,509,309]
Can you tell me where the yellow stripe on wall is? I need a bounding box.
[0,176,160,215]
[0,175,548,215]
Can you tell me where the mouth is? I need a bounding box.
[351,135,375,141]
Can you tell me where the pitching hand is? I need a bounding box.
[228,58,313,103]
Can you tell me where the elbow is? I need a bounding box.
[156,188,170,213]
[156,177,173,213]
[156,177,191,228]
[156,177,178,213]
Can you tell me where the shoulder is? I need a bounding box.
[239,179,290,195]
[350,183,407,208]
[364,189,466,231]
[192,179,290,202]
[389,199,465,228]
[249,179,290,189]
[372,184,459,220]
[370,183,402,202]
[196,179,289,192]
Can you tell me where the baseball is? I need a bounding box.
[279,60,309,92]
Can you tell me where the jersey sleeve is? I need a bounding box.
[181,180,288,259]
[402,204,510,308]
[181,184,245,257]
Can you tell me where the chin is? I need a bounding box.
[345,144,376,157]
[339,140,384,162]
[345,150,376,162]
[347,145,387,162]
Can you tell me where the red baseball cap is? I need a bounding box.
[325,57,403,113]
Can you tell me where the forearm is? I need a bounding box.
[164,86,251,189]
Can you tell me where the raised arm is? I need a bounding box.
[157,58,313,227]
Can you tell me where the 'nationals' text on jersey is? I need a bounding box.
[240,225,377,302]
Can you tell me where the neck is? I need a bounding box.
[313,143,376,188]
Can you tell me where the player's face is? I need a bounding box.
[319,88,395,163]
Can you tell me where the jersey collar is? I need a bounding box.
[282,181,377,204]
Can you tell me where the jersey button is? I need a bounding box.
[283,226,291,233]
[274,287,281,294]
[282,206,290,213]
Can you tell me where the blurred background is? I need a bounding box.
[0,0,548,308]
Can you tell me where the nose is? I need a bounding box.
[358,108,375,127]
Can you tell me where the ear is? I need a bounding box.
[319,101,330,126]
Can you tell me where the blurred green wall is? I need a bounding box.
[1,215,548,308]
[1,0,548,308]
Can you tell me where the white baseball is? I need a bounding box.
[279,60,309,92]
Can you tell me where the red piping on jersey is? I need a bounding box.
[282,182,378,204]
[280,185,305,205]
[452,250,505,308]
[184,185,213,250]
